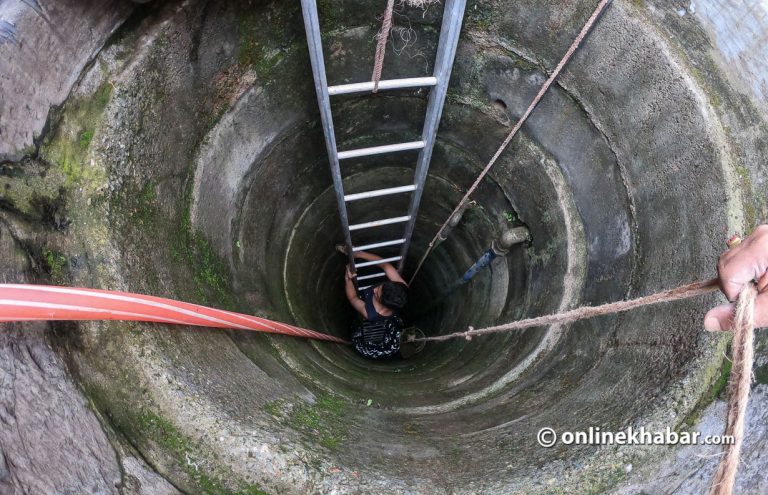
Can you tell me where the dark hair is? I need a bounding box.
[380,281,408,311]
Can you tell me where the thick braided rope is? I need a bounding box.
[710,283,757,495]
[371,0,395,92]
[371,0,440,91]
[408,0,613,285]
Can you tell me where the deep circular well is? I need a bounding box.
[4,0,768,493]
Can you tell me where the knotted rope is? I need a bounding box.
[710,283,756,495]
[412,278,719,342]
[407,276,754,495]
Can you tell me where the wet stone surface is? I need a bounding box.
[0,0,767,493]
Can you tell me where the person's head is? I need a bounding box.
[375,281,409,311]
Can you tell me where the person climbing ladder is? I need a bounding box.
[338,245,409,359]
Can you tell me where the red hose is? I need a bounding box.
[0,284,348,344]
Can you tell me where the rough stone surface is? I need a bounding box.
[0,223,122,494]
[613,385,768,495]
[122,456,181,495]
[0,0,133,161]
[0,0,767,494]
[694,0,768,112]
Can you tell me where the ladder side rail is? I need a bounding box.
[300,0,357,270]
[397,0,467,272]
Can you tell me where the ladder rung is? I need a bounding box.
[344,185,416,202]
[357,272,387,281]
[328,77,438,96]
[337,141,425,160]
[353,239,405,251]
[349,216,411,231]
[355,256,402,268]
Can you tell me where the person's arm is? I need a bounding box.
[704,224,768,332]
[345,265,367,318]
[352,250,408,285]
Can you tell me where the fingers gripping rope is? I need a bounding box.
[0,284,348,344]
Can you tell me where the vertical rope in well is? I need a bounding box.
[371,0,395,92]
[407,0,613,285]
[710,283,757,495]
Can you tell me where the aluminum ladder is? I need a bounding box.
[300,0,466,289]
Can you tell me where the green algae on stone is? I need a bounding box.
[0,160,68,221]
[135,182,158,226]
[680,336,732,429]
[43,248,69,284]
[710,356,732,400]
[83,375,271,495]
[263,398,286,417]
[733,163,758,230]
[262,395,350,450]
[286,394,349,451]
[123,412,270,495]
[41,82,113,188]
[683,354,732,429]
[117,181,158,228]
[169,181,237,311]
[30,1,768,493]
[79,130,95,150]
[584,464,629,495]
[527,239,557,266]
[236,3,301,81]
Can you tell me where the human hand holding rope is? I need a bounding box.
[702,226,765,495]
[704,225,768,332]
